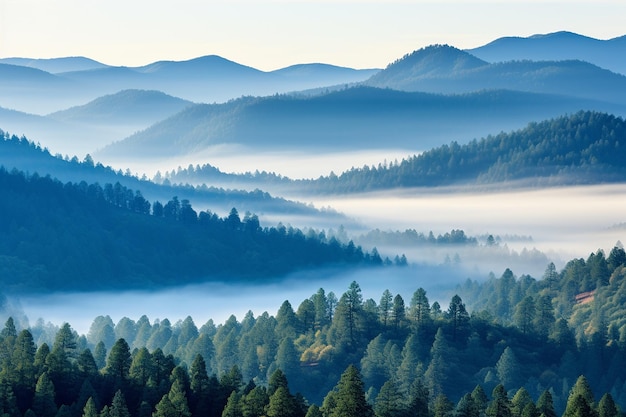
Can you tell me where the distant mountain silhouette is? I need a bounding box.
[48,89,192,126]
[467,31,626,75]
[0,90,192,157]
[0,55,378,114]
[96,86,625,160]
[0,56,108,73]
[364,44,626,106]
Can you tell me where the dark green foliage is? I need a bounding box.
[167,111,626,193]
[0,258,626,417]
[486,385,512,417]
[325,365,373,417]
[0,164,380,292]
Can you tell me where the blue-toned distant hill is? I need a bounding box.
[165,111,626,193]
[0,90,193,157]
[96,86,626,159]
[364,45,626,106]
[0,55,378,115]
[467,31,626,75]
[47,89,193,130]
[0,56,108,73]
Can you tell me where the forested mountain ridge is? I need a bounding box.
[467,31,626,75]
[165,111,626,193]
[0,165,384,292]
[364,44,626,106]
[0,130,345,220]
[98,87,622,160]
[1,244,625,417]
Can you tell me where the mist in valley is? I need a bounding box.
[8,179,624,338]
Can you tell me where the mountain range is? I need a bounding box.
[0,56,378,115]
[95,87,623,160]
[466,31,626,75]
[163,111,626,193]
[364,44,626,105]
[2,31,625,162]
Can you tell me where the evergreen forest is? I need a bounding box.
[165,111,626,193]
[1,245,625,417]
[0,164,385,292]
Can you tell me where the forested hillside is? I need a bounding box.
[0,165,383,292]
[166,111,626,193]
[97,87,613,160]
[1,244,625,417]
[0,130,339,218]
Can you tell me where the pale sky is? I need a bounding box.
[0,0,624,71]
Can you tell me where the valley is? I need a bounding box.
[1,28,626,417]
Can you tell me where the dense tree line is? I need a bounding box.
[166,111,626,193]
[1,244,624,417]
[0,166,383,292]
[0,130,330,218]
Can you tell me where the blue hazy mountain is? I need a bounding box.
[0,56,108,73]
[364,44,626,106]
[466,31,626,75]
[0,90,193,157]
[0,54,378,115]
[96,86,626,160]
[47,89,193,126]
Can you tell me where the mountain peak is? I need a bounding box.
[384,44,487,77]
[365,44,487,88]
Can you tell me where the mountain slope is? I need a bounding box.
[364,45,626,105]
[0,56,108,73]
[166,111,626,193]
[467,31,626,75]
[96,86,626,160]
[0,90,192,157]
[0,131,347,222]
[0,165,379,293]
[47,89,193,126]
[1,55,378,114]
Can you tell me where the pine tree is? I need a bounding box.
[241,386,269,417]
[425,328,449,398]
[410,288,431,327]
[407,379,429,417]
[267,386,296,417]
[32,372,57,417]
[82,397,98,417]
[374,380,404,417]
[433,393,454,417]
[486,385,512,417]
[471,385,489,417]
[511,388,533,417]
[329,365,373,417]
[109,390,131,417]
[305,404,323,417]
[597,393,618,417]
[167,377,192,417]
[536,390,557,417]
[496,347,521,389]
[221,391,243,417]
[106,339,132,387]
[563,376,596,417]
[0,376,20,417]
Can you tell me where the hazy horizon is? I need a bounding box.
[1,1,625,71]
